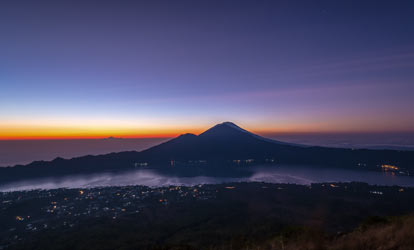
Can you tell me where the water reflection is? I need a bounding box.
[1,165,413,192]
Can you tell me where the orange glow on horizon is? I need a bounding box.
[0,123,205,140]
[0,134,176,140]
[0,129,203,140]
[1,121,413,140]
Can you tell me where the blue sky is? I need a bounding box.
[1,0,413,138]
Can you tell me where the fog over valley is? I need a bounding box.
[1,166,413,192]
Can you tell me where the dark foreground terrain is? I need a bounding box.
[1,182,414,250]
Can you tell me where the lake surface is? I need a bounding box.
[1,165,413,192]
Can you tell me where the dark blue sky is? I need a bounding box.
[1,0,413,138]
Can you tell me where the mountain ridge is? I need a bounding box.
[1,122,414,184]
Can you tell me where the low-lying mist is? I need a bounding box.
[1,165,413,192]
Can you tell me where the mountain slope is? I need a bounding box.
[200,122,298,146]
[140,122,299,162]
[139,122,414,169]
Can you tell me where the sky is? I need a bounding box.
[1,0,413,139]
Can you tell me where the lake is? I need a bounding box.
[0,165,413,192]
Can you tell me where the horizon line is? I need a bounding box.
[1,130,414,141]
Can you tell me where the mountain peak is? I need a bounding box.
[221,121,237,126]
[199,122,252,138]
[197,122,292,146]
[219,122,249,132]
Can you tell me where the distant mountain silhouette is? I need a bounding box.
[1,122,414,184]
[140,122,301,162]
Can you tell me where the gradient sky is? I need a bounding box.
[1,0,413,139]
